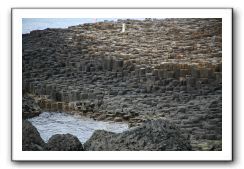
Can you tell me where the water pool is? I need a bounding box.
[28,112,128,143]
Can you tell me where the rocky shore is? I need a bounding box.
[23,18,222,151]
[23,119,192,151]
[84,119,192,151]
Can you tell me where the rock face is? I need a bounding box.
[84,120,192,151]
[22,120,45,151]
[22,94,41,119]
[23,18,222,150]
[45,134,84,151]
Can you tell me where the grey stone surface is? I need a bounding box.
[23,18,222,151]
[84,120,192,151]
[22,120,45,151]
[22,94,41,119]
[45,134,84,151]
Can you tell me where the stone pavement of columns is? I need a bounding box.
[22,18,222,151]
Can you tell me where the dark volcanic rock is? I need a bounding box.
[22,95,41,119]
[84,130,116,151]
[22,18,222,150]
[22,120,45,151]
[84,119,192,151]
[45,134,84,151]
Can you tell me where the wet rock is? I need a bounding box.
[22,120,45,151]
[45,134,84,151]
[84,119,192,151]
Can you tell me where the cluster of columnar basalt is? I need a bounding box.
[23,18,222,150]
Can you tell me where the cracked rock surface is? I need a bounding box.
[84,119,192,151]
[23,18,222,150]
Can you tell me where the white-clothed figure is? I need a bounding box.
[122,23,126,33]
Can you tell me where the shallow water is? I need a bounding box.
[28,112,128,143]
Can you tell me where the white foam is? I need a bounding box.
[28,112,128,143]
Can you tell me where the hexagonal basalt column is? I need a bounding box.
[45,84,53,95]
[186,76,196,89]
[51,102,58,111]
[191,66,200,78]
[88,93,96,99]
[215,63,222,72]
[85,65,91,72]
[152,69,159,78]
[166,71,175,79]
[180,69,190,78]
[57,102,63,111]
[199,68,209,78]
[139,68,146,77]
[113,59,124,72]
[158,69,166,79]
[80,93,88,100]
[214,72,222,83]
[46,102,52,111]
[179,77,187,86]
[207,68,215,79]
[103,56,113,71]
[61,92,69,102]
[174,68,180,79]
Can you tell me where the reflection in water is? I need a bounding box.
[28,112,128,143]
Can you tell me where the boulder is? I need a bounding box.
[84,130,116,151]
[45,134,84,151]
[84,119,192,151]
[22,120,45,151]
